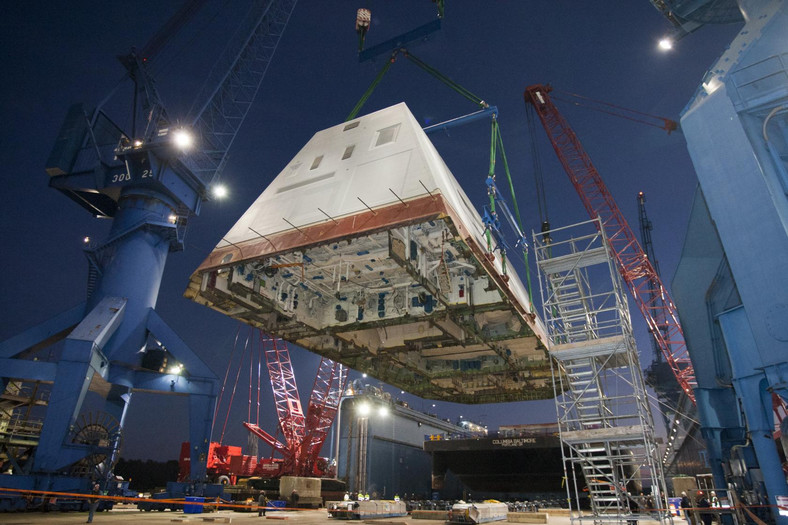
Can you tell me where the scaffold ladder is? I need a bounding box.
[535,220,671,525]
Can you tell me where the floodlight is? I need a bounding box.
[212,184,228,199]
[172,128,194,150]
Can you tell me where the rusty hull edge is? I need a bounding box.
[185,193,545,344]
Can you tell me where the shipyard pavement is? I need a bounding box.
[0,507,671,525]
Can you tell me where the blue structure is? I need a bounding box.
[0,0,297,499]
[660,0,788,522]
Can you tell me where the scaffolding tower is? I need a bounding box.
[534,219,670,525]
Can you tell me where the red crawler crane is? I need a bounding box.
[524,84,696,404]
[244,333,348,477]
[179,332,347,483]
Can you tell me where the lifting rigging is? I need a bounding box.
[524,84,697,405]
[346,46,534,301]
[346,5,533,291]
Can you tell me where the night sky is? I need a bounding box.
[1,2,741,461]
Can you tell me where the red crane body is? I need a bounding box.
[524,84,696,404]
[181,332,347,483]
[244,333,348,477]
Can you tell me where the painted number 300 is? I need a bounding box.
[111,169,151,183]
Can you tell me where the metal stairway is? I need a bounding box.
[535,220,671,525]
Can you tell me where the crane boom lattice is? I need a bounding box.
[524,84,696,404]
[261,334,305,456]
[187,0,298,185]
[300,357,348,475]
[258,332,348,477]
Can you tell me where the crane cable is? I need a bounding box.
[525,104,549,230]
[256,340,263,426]
[248,337,254,423]
[149,0,233,81]
[402,50,488,109]
[218,326,252,444]
[213,323,274,447]
[212,323,243,437]
[346,51,397,121]
[551,88,678,134]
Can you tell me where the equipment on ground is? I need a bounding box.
[328,498,408,519]
[178,332,346,508]
[448,501,508,524]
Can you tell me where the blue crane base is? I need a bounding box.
[0,185,218,495]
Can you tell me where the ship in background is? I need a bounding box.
[335,382,564,502]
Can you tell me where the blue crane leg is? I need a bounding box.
[91,191,174,364]
[105,384,133,467]
[1,0,297,492]
[719,306,788,523]
[189,394,216,481]
[33,297,125,472]
[33,353,96,470]
[680,1,788,518]
[694,388,743,503]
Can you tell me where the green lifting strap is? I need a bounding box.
[403,51,487,109]
[347,48,486,121]
[494,121,533,306]
[346,51,398,121]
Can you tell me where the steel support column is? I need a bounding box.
[680,0,788,515]
[718,306,788,523]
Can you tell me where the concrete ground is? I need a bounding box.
[0,507,673,525]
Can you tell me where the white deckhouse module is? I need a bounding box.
[186,103,552,402]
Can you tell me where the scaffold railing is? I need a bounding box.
[535,219,671,525]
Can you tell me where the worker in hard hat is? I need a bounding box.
[680,491,692,524]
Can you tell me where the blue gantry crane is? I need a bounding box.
[0,0,297,504]
[652,0,788,522]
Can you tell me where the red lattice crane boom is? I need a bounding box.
[244,333,348,477]
[299,357,348,475]
[524,84,696,404]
